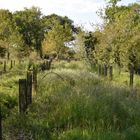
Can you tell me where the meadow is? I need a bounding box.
[0,60,140,140]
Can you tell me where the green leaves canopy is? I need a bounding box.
[14,7,45,57]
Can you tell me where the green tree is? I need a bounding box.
[75,29,86,60]
[84,32,99,65]
[42,14,76,33]
[14,7,45,58]
[99,2,140,85]
[42,22,73,59]
[0,9,22,59]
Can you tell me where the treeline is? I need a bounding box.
[1,0,140,87]
[0,7,78,60]
[76,0,140,86]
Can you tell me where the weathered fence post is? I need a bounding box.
[104,64,108,77]
[130,65,134,87]
[109,65,113,80]
[26,71,32,106]
[33,67,37,94]
[0,105,2,140]
[10,60,13,69]
[3,61,6,72]
[19,79,27,113]
[48,60,51,70]
[46,60,49,70]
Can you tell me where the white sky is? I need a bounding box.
[0,0,137,31]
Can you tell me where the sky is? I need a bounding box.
[0,0,138,31]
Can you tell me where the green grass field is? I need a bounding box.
[1,60,140,140]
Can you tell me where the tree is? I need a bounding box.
[42,15,76,59]
[104,0,123,23]
[106,0,121,6]
[0,9,22,59]
[14,7,45,58]
[42,22,73,59]
[42,14,77,33]
[84,32,99,65]
[99,2,140,85]
[75,29,86,60]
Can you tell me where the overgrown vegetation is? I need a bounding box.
[0,61,140,140]
[1,0,140,139]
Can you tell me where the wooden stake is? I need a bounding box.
[109,65,113,80]
[19,79,27,113]
[26,71,32,106]
[10,60,13,69]
[130,65,134,87]
[3,61,6,72]
[33,68,37,94]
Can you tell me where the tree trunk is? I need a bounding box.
[130,65,134,87]
[109,65,113,80]
[101,65,104,76]
[7,51,10,60]
[40,47,43,59]
[26,71,32,106]
[118,67,121,75]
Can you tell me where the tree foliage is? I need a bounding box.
[42,15,75,58]
[0,9,22,58]
[14,7,45,57]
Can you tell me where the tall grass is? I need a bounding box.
[2,61,140,139]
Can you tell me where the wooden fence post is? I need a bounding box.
[3,61,6,72]
[109,65,113,80]
[33,68,37,94]
[104,65,108,77]
[130,65,134,87]
[10,60,13,69]
[19,79,27,113]
[0,105,2,140]
[26,71,32,106]
[48,60,51,70]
